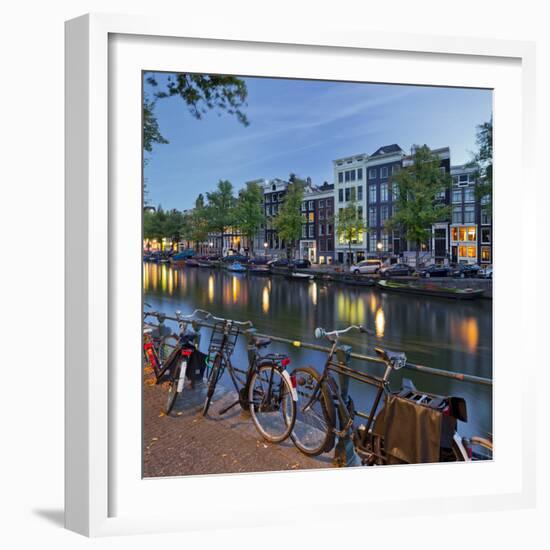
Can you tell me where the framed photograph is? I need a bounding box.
[65,13,536,536]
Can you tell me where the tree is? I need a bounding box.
[472,117,493,210]
[335,200,367,268]
[143,73,249,154]
[143,205,167,248]
[187,195,210,252]
[143,96,169,154]
[272,180,304,263]
[386,145,451,267]
[234,181,264,256]
[206,181,237,255]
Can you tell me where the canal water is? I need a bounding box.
[143,262,493,441]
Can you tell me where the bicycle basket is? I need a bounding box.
[208,320,240,358]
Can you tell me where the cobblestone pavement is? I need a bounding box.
[143,369,334,478]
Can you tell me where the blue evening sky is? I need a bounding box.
[144,74,492,211]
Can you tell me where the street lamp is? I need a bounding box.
[263,241,268,259]
[377,241,383,260]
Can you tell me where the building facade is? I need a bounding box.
[450,164,492,266]
[299,182,335,264]
[333,153,368,265]
[364,144,406,260]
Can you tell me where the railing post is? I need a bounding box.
[333,345,361,467]
[244,328,257,369]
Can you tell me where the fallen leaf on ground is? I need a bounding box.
[158,412,165,418]
[144,379,156,386]
[151,437,159,441]
[144,366,154,374]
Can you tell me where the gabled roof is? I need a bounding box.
[370,144,404,157]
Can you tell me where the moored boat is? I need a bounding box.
[227,261,247,273]
[248,265,271,275]
[285,272,313,282]
[377,279,484,300]
[185,259,199,267]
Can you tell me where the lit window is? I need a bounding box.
[308,212,314,222]
[459,227,467,241]
[451,227,458,241]
[468,227,476,241]
[467,246,477,258]
[481,247,491,262]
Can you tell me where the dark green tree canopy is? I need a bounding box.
[234,182,265,254]
[273,180,304,260]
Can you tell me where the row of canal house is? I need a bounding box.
[255,143,491,267]
[331,143,492,267]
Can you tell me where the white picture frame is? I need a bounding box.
[65,13,537,537]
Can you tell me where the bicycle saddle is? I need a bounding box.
[375,347,407,369]
[253,337,271,348]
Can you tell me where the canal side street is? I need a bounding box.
[143,369,331,477]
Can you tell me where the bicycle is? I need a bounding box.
[291,326,493,464]
[201,313,298,444]
[143,308,206,414]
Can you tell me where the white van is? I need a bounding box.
[352,259,382,275]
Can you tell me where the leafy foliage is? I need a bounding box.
[386,145,451,264]
[273,180,305,260]
[234,182,265,254]
[143,73,249,154]
[472,117,493,208]
[143,97,169,153]
[335,200,367,265]
[206,180,237,251]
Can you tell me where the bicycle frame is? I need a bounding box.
[303,337,392,443]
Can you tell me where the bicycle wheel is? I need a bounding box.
[290,366,336,456]
[248,363,296,443]
[164,362,181,415]
[202,354,223,416]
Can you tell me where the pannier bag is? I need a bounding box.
[185,349,208,382]
[372,394,445,464]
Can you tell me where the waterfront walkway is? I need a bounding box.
[143,368,332,477]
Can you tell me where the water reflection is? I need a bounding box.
[262,286,270,314]
[143,262,492,439]
[375,308,385,338]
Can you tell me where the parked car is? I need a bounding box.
[268,258,290,268]
[417,264,451,278]
[292,259,311,269]
[478,265,493,279]
[248,256,270,265]
[378,263,415,278]
[451,263,481,278]
[351,259,383,275]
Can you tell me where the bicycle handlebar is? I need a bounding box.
[175,309,253,328]
[314,325,374,340]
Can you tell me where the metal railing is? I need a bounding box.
[144,311,492,387]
